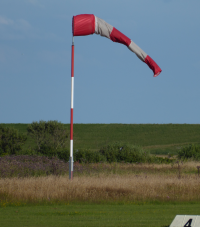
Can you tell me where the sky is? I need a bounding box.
[0,0,200,124]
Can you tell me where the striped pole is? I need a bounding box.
[69,36,74,180]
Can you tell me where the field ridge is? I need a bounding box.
[1,123,200,154]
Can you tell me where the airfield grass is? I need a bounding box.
[1,162,200,226]
[1,162,200,204]
[2,123,200,154]
[1,124,200,226]
[1,202,200,227]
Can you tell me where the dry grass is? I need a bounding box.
[74,161,200,176]
[1,162,200,204]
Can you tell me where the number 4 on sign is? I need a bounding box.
[184,219,192,227]
[169,215,200,227]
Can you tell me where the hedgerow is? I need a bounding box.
[99,143,174,164]
[178,144,200,160]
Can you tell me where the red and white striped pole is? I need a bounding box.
[69,36,74,180]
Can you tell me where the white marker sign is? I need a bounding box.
[170,215,200,227]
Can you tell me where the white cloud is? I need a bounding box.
[0,16,13,25]
[27,0,44,8]
[0,15,32,40]
[0,15,31,30]
[15,19,31,31]
[0,15,63,41]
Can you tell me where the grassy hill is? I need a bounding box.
[1,123,200,155]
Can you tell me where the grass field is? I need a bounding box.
[1,203,200,227]
[1,123,200,226]
[1,123,200,154]
[1,174,200,203]
[1,162,200,204]
[1,162,200,226]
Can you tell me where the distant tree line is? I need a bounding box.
[0,121,68,157]
[1,121,200,163]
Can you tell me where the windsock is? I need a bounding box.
[73,14,162,77]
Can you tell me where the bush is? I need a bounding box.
[56,149,70,162]
[178,144,200,160]
[74,149,106,163]
[38,147,70,162]
[99,143,154,163]
[27,120,68,155]
[0,126,27,155]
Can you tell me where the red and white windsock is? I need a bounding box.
[73,14,162,77]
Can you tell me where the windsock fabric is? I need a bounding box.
[73,14,162,77]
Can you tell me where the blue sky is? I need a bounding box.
[0,0,200,124]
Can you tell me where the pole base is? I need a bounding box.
[69,157,74,180]
[70,171,73,180]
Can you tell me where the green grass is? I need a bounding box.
[0,202,200,227]
[1,123,200,155]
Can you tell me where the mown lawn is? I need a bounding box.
[1,203,200,227]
